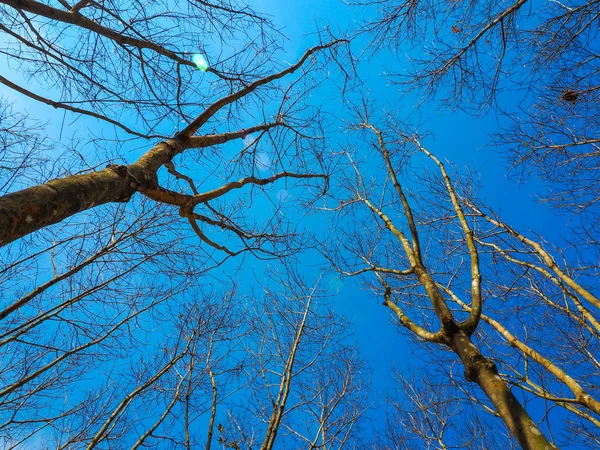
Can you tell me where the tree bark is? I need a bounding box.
[0,140,178,247]
[451,331,557,450]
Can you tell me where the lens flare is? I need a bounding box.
[192,54,209,71]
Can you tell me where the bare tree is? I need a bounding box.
[0,257,371,448]
[0,0,351,248]
[0,39,342,247]
[0,2,362,448]
[0,275,247,448]
[218,268,370,450]
[373,367,518,450]
[324,109,600,448]
[347,2,600,442]
[354,0,600,230]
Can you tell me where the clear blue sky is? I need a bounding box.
[242,0,577,440]
[1,0,584,446]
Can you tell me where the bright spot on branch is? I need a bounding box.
[192,54,209,71]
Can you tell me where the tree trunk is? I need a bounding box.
[451,331,556,450]
[0,140,178,246]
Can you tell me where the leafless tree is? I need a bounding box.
[348,2,600,441]
[354,0,600,230]
[323,108,600,448]
[0,0,351,248]
[0,256,371,448]
[217,268,370,450]
[373,367,518,449]
[0,1,362,448]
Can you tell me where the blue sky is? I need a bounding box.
[1,0,592,447]
[239,0,583,441]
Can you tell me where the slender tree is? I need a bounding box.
[347,2,600,445]
[374,368,518,449]
[324,109,599,448]
[220,268,370,450]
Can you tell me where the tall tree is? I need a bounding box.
[0,0,347,247]
[324,111,599,448]
[0,261,368,447]
[0,1,359,447]
[0,0,347,343]
[345,1,600,446]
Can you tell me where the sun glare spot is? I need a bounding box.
[192,54,209,71]
[243,134,257,147]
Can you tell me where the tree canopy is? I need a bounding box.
[0,0,598,448]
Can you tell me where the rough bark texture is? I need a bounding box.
[0,167,134,246]
[413,248,554,448]
[0,140,180,247]
[0,38,337,247]
[451,331,557,450]
[409,265,554,448]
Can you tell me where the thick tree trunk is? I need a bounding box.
[0,141,178,247]
[0,167,134,246]
[451,331,556,450]
[0,39,336,247]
